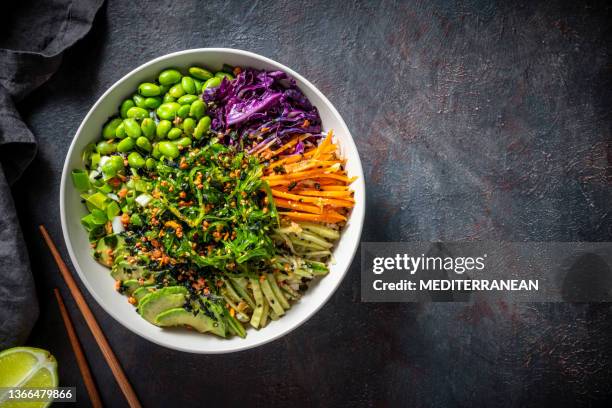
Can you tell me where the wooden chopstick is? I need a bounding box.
[53,288,103,408]
[39,225,142,408]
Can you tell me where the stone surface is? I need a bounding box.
[12,0,612,406]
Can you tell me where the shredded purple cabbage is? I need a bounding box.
[202,68,322,151]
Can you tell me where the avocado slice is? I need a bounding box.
[111,260,147,281]
[133,286,155,303]
[138,286,188,324]
[121,279,140,294]
[93,238,113,267]
[155,308,226,337]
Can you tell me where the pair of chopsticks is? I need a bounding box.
[40,225,142,408]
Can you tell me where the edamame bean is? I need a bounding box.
[157,141,180,159]
[156,120,172,138]
[159,84,170,94]
[123,118,142,139]
[178,94,198,105]
[115,123,126,138]
[162,93,176,103]
[193,116,211,140]
[177,104,190,118]
[140,118,156,139]
[102,161,118,177]
[120,99,135,118]
[189,100,206,119]
[182,118,196,135]
[175,137,192,148]
[97,141,116,155]
[169,84,185,98]
[145,158,156,170]
[136,136,152,152]
[102,118,123,139]
[156,102,181,120]
[117,137,136,152]
[203,77,222,89]
[188,66,213,81]
[158,69,182,85]
[133,94,147,108]
[144,97,162,109]
[126,107,149,119]
[215,72,234,80]
[103,155,124,176]
[138,83,161,97]
[181,77,196,94]
[167,127,183,140]
[193,79,203,93]
[152,144,161,159]
[128,152,146,168]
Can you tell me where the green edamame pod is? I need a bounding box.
[96,141,117,155]
[181,77,196,94]
[189,100,206,119]
[128,152,146,168]
[144,97,162,109]
[167,127,183,140]
[158,69,182,85]
[117,137,136,153]
[157,141,180,159]
[178,94,198,105]
[175,137,192,148]
[193,116,211,140]
[123,118,142,139]
[115,123,126,138]
[215,72,234,80]
[140,118,156,139]
[133,94,147,108]
[120,99,135,119]
[102,118,123,139]
[203,77,222,90]
[156,102,181,120]
[145,158,156,170]
[126,107,149,119]
[168,84,185,98]
[156,120,172,138]
[163,93,176,103]
[182,118,196,135]
[177,104,190,118]
[136,136,152,152]
[188,66,213,81]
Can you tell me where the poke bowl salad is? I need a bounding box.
[70,63,357,339]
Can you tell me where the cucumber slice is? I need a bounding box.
[267,273,290,309]
[260,278,285,316]
[229,277,256,309]
[249,279,265,329]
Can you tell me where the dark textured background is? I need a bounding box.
[11,0,612,406]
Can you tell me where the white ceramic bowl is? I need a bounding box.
[60,48,365,353]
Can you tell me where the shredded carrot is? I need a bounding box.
[288,190,354,199]
[261,130,355,225]
[274,198,323,214]
[279,211,346,223]
[270,189,354,208]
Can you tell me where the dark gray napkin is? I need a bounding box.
[0,0,104,349]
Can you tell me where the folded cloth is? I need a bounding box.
[0,0,104,349]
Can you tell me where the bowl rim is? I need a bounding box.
[60,48,365,353]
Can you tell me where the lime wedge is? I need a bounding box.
[0,347,58,408]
